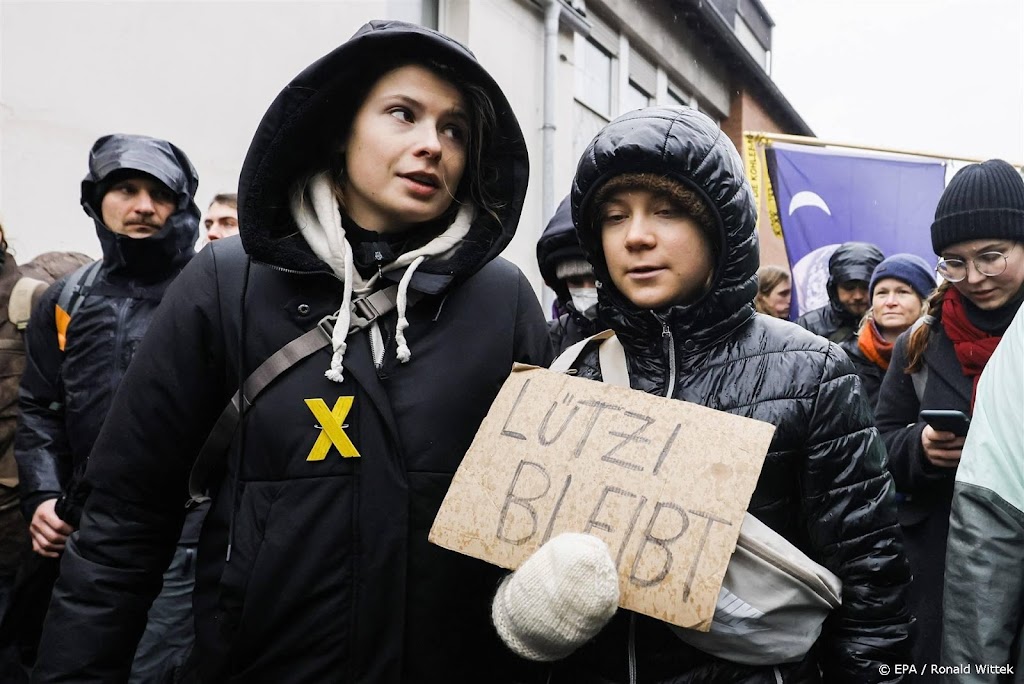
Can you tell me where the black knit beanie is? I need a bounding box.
[931,159,1024,254]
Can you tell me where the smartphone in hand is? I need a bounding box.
[919,410,971,437]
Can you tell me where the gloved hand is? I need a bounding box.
[491,532,620,661]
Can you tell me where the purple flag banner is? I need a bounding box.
[765,143,946,317]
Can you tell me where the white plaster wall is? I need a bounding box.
[0,0,576,298]
[0,1,449,258]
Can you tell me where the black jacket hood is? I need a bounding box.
[570,107,759,354]
[237,20,529,289]
[81,134,199,279]
[536,195,585,306]
[826,241,884,315]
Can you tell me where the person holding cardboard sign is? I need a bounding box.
[491,107,912,682]
[30,21,552,683]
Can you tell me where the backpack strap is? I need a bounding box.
[187,282,412,503]
[8,277,49,330]
[549,329,630,387]
[54,260,102,351]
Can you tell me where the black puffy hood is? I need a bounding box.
[81,134,199,279]
[536,195,586,306]
[236,20,529,289]
[826,241,884,314]
[570,107,759,354]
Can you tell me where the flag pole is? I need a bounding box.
[746,131,1023,169]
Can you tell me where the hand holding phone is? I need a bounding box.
[919,410,969,468]
[919,410,971,437]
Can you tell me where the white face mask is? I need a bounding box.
[568,286,599,320]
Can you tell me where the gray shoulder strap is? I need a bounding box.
[56,260,102,317]
[188,283,411,503]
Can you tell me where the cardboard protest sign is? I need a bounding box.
[429,364,776,631]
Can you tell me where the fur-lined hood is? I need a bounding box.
[236,20,529,290]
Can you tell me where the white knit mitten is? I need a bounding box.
[491,533,620,661]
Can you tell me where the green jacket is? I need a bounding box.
[942,305,1024,683]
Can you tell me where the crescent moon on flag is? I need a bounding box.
[788,191,832,216]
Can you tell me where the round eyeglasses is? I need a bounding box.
[935,251,1009,283]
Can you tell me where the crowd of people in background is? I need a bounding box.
[0,17,1020,684]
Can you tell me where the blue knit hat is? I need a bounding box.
[869,253,936,301]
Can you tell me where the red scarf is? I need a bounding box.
[857,320,894,371]
[941,287,1002,411]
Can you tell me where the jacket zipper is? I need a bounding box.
[369,321,385,370]
[657,315,677,399]
[253,259,340,280]
[621,316,676,683]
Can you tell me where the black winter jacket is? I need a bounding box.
[795,242,883,342]
[551,107,911,683]
[15,134,199,526]
[32,21,551,684]
[537,195,605,353]
[875,322,971,675]
[839,335,885,415]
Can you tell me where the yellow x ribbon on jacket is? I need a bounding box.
[305,397,361,461]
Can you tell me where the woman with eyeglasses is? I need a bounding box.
[875,159,1024,681]
[839,254,935,414]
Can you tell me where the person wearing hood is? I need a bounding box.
[537,195,609,353]
[31,21,550,683]
[875,159,1024,682]
[491,107,911,682]
[795,241,885,343]
[839,253,935,413]
[10,134,201,681]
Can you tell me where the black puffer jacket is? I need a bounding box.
[537,195,605,353]
[795,242,883,342]
[15,134,199,525]
[32,21,551,684]
[839,335,885,415]
[550,108,911,683]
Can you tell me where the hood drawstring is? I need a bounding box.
[395,255,426,362]
[326,244,356,382]
[291,172,475,381]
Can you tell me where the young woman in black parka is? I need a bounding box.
[31,21,551,683]
[491,107,912,683]
[875,159,1024,683]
